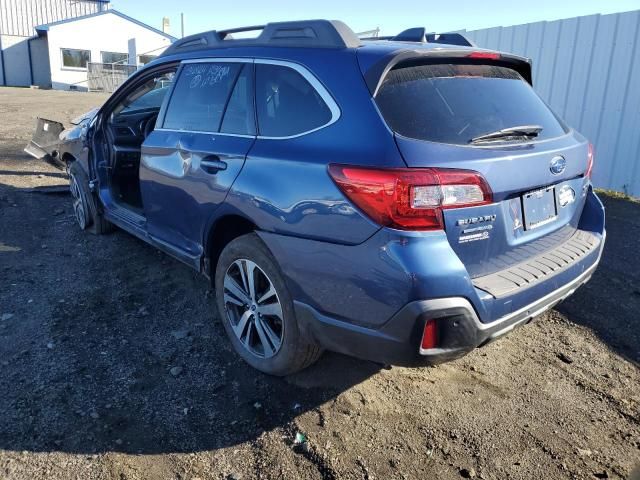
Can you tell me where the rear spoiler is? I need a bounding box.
[363,49,533,96]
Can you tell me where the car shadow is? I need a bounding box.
[0,180,382,455]
[556,194,640,365]
[0,182,636,457]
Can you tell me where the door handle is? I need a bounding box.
[200,156,227,173]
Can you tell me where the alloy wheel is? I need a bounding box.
[223,259,284,359]
[69,173,88,229]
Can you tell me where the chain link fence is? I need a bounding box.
[87,62,138,93]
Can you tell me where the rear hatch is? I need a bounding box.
[369,56,591,278]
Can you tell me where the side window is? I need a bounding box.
[255,63,332,137]
[163,62,242,132]
[220,64,255,135]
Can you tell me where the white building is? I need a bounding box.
[0,0,175,90]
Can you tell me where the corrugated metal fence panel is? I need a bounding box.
[0,0,108,37]
[462,10,640,196]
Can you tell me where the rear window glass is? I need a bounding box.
[375,64,567,145]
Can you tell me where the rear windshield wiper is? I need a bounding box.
[470,125,543,144]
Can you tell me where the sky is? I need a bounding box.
[111,0,640,37]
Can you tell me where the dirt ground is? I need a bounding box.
[0,87,639,480]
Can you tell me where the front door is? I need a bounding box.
[140,60,256,259]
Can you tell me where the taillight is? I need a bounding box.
[328,165,492,231]
[420,319,438,350]
[467,51,501,60]
[586,143,594,179]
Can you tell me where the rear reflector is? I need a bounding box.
[421,319,438,350]
[328,165,492,230]
[467,51,501,60]
[586,143,594,179]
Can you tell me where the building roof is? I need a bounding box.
[34,9,176,41]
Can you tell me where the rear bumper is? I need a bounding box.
[416,236,603,361]
[294,231,604,366]
[261,188,605,366]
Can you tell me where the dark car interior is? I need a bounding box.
[105,71,175,212]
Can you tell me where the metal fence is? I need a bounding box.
[87,62,138,93]
[0,0,108,37]
[459,9,640,197]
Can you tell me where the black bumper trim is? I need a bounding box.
[417,239,602,359]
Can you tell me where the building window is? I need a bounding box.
[61,48,91,69]
[138,55,157,65]
[101,51,129,65]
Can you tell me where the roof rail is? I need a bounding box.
[160,19,361,57]
[361,27,474,47]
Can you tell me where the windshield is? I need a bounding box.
[375,63,567,145]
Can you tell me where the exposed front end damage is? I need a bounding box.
[24,118,65,168]
[24,109,98,169]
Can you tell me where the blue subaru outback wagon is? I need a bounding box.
[56,20,605,375]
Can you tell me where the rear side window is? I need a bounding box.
[375,64,567,145]
[163,62,242,132]
[255,63,332,137]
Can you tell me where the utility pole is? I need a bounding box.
[181,13,185,38]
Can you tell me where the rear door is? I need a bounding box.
[373,61,591,278]
[139,59,256,259]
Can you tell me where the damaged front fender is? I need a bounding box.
[24,117,66,168]
[24,108,98,170]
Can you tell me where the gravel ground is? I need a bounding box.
[0,87,639,480]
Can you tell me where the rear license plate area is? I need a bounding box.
[522,186,557,230]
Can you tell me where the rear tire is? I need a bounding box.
[68,161,113,235]
[215,233,322,375]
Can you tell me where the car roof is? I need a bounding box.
[355,39,479,73]
[155,20,479,60]
[359,39,475,53]
[158,20,361,58]
[144,20,531,94]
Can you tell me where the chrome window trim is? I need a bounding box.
[254,58,341,140]
[157,57,340,139]
[181,58,254,64]
[154,127,255,139]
